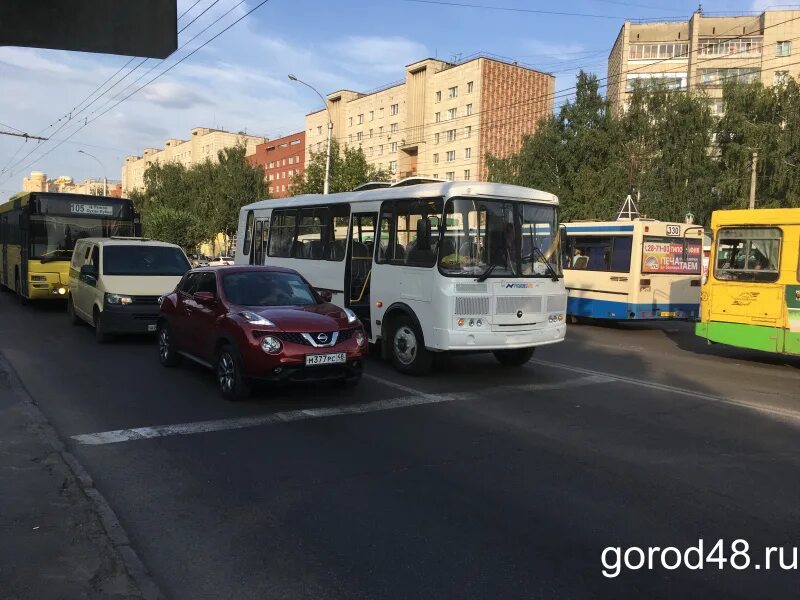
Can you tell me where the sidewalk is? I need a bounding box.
[0,352,159,600]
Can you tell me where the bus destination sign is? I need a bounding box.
[70,203,115,216]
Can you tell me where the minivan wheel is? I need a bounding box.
[94,308,111,343]
[216,345,251,400]
[157,322,181,367]
[389,315,432,375]
[67,295,81,325]
[493,347,535,367]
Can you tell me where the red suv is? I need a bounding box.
[157,266,367,399]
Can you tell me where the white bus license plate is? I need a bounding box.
[147,324,157,332]
[305,353,346,366]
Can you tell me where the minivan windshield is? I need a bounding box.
[438,198,561,278]
[103,246,190,276]
[223,271,318,306]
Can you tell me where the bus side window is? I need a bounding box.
[610,236,633,272]
[242,211,255,257]
[251,220,263,265]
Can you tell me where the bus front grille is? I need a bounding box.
[455,296,490,315]
[496,296,543,315]
[545,295,567,313]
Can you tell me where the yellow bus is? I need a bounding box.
[0,192,138,302]
[696,208,800,356]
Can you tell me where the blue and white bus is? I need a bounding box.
[562,219,703,321]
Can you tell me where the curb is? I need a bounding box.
[1,352,164,600]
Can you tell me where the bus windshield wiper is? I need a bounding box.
[526,246,560,282]
[477,263,497,282]
[40,251,71,263]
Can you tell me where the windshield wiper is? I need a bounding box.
[476,263,497,282]
[40,251,71,263]
[524,246,560,282]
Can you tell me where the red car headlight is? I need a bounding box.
[355,330,366,347]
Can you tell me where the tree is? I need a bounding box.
[290,140,389,195]
[130,143,268,252]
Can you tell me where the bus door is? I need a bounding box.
[251,217,269,265]
[785,284,800,355]
[348,212,377,330]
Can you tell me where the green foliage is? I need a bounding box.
[132,143,267,250]
[290,139,389,195]
[489,71,800,226]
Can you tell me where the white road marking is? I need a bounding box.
[530,358,800,424]
[71,375,610,446]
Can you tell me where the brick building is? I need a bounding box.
[304,55,555,182]
[247,131,305,198]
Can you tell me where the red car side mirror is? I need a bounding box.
[193,291,217,305]
[317,289,333,303]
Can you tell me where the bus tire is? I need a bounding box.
[15,274,29,306]
[493,347,535,367]
[389,315,432,375]
[67,295,81,325]
[94,308,111,343]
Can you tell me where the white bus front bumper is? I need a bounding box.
[431,324,566,351]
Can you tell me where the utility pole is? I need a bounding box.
[749,151,758,209]
[0,130,48,141]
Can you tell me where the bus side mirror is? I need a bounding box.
[559,225,568,266]
[416,218,432,250]
[80,264,98,281]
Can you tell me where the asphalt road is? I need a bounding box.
[2,290,800,599]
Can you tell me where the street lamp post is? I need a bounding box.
[77,149,107,196]
[289,74,332,195]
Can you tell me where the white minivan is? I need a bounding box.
[68,237,190,342]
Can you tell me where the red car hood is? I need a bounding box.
[239,304,352,332]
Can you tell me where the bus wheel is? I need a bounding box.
[15,275,28,306]
[493,347,535,367]
[390,315,432,375]
[94,308,111,343]
[67,295,81,325]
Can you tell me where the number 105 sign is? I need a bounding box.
[70,203,114,216]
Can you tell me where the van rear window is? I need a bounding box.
[103,246,190,276]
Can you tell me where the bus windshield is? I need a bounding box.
[438,198,561,279]
[31,216,135,262]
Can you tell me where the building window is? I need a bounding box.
[380,107,384,118]
[370,110,374,121]
[379,145,384,155]
[446,150,455,162]
[268,161,274,168]
[389,160,397,172]
[358,114,364,124]
[465,103,473,116]
[356,131,363,141]
[390,103,399,115]
[774,70,789,85]
[434,133,440,144]
[698,67,760,87]
[349,117,353,126]
[445,171,455,181]
[776,41,792,57]
[697,38,760,57]
[626,72,687,92]
[369,129,373,138]
[379,126,384,135]
[369,147,374,156]
[630,42,691,59]
[391,142,398,152]
[465,125,472,138]
[464,169,471,180]
[465,147,472,159]
[447,129,456,142]
[317,126,322,135]
[433,173,438,179]
[435,112,441,123]
[448,86,458,98]
[349,135,353,143]
[435,91,441,103]
[433,153,439,164]
[447,107,457,120]
[391,123,398,133]
[467,81,474,94]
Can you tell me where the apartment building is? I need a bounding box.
[121,127,266,195]
[608,9,800,111]
[22,171,122,197]
[305,56,555,182]
[247,131,305,198]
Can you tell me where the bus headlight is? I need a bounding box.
[106,293,133,305]
[260,336,282,354]
[548,313,564,324]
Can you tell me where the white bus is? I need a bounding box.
[236,180,567,374]
[562,219,703,321]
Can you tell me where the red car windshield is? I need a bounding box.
[222,271,318,307]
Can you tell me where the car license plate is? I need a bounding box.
[305,353,346,366]
[660,311,677,317]
[147,324,157,332]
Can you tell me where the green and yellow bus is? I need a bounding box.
[696,208,800,356]
[0,192,138,302]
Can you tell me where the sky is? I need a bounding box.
[0,0,789,197]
